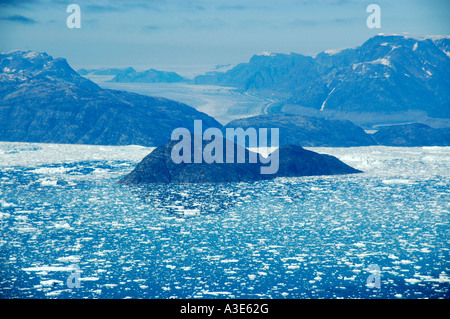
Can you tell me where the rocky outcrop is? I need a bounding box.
[224,114,376,147]
[372,123,450,146]
[119,137,362,184]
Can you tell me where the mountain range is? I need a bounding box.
[0,50,219,146]
[2,33,449,149]
[78,67,187,83]
[108,68,187,83]
[77,67,135,76]
[194,34,450,121]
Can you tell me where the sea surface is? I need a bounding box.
[0,142,448,299]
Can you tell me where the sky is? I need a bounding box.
[0,0,449,73]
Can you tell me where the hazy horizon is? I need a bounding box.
[1,0,449,71]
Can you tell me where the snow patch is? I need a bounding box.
[257,51,275,57]
[374,58,392,67]
[320,87,336,111]
[24,51,41,59]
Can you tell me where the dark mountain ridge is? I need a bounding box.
[224,114,376,147]
[0,50,220,146]
[372,123,450,146]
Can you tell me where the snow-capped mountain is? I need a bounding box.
[1,50,98,88]
[194,35,450,119]
[0,50,220,146]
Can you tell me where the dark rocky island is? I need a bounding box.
[120,137,362,184]
[372,123,450,146]
[224,114,376,147]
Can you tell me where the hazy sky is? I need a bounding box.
[1,0,449,72]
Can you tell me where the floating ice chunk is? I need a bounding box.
[258,271,267,276]
[57,256,80,263]
[16,226,37,233]
[405,278,420,284]
[203,291,232,296]
[33,167,69,174]
[15,215,28,222]
[46,290,69,296]
[53,222,73,230]
[0,199,16,208]
[80,277,99,281]
[40,179,58,186]
[148,227,164,231]
[220,259,239,263]
[180,209,200,217]
[23,265,77,272]
[104,284,118,288]
[382,179,414,185]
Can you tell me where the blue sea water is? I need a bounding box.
[0,142,448,299]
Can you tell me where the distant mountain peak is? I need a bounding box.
[194,34,450,119]
[256,51,276,57]
[323,47,352,55]
[375,33,450,40]
[0,50,85,86]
